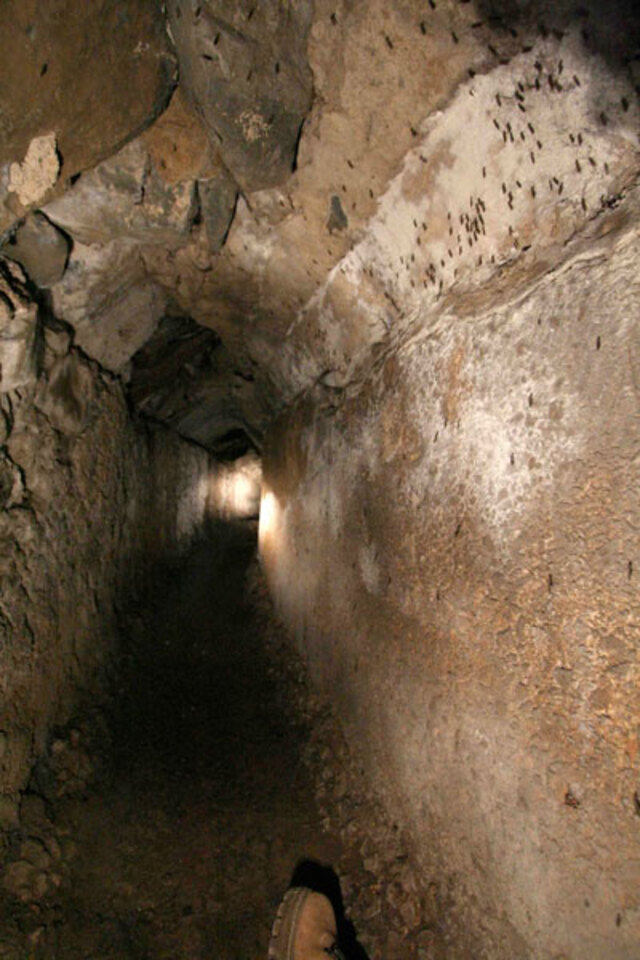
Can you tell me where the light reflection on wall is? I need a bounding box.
[258,489,279,552]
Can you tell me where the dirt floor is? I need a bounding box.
[0,523,447,959]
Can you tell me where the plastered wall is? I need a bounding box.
[260,218,640,959]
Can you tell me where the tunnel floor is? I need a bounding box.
[0,524,446,960]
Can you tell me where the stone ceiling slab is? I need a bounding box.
[166,0,314,192]
[0,0,175,234]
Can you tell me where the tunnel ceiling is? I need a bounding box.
[0,0,638,452]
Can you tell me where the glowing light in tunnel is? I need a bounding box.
[222,470,259,517]
[206,454,263,519]
[258,490,279,549]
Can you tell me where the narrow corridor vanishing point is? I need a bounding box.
[1,3,639,957]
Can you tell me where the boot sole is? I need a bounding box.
[268,887,313,960]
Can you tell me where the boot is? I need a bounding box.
[268,886,344,960]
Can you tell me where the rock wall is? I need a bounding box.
[260,212,640,958]
[0,330,212,831]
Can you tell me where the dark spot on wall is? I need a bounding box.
[564,788,580,807]
[327,194,348,234]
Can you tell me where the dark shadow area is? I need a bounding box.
[0,515,435,959]
[290,859,371,960]
[125,313,266,457]
[112,519,260,779]
[475,0,640,73]
[211,426,256,461]
[20,519,345,959]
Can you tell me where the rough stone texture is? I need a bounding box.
[141,87,215,186]
[166,0,314,192]
[34,353,95,437]
[128,315,264,450]
[251,37,640,956]
[49,242,166,375]
[0,259,40,392]
[260,214,640,959]
[73,280,166,377]
[41,8,640,423]
[266,23,639,399]
[44,140,197,248]
[0,336,213,831]
[40,109,238,393]
[144,0,521,370]
[0,0,175,233]
[140,88,240,251]
[1,212,70,288]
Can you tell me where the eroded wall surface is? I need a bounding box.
[261,215,640,959]
[0,329,212,830]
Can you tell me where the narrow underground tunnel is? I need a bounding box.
[0,2,639,958]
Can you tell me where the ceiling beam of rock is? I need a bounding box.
[0,0,639,456]
[0,0,317,452]
[35,89,264,448]
[142,0,640,411]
